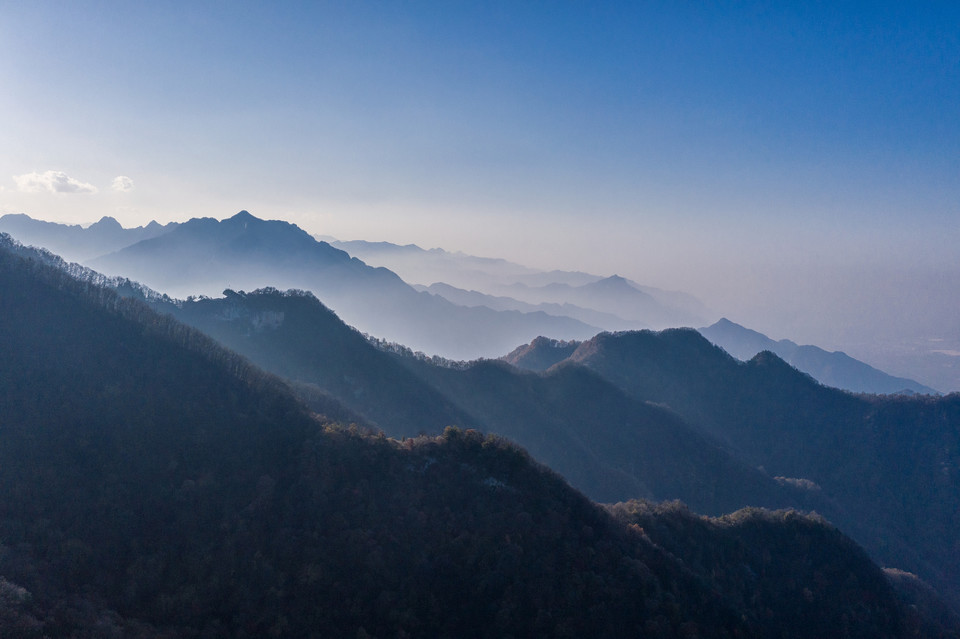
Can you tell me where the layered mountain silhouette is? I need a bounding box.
[4,234,949,636]
[4,212,942,391]
[0,212,176,262]
[507,329,960,611]
[4,214,960,617]
[417,281,647,330]
[133,278,960,615]
[326,237,547,290]
[166,288,474,436]
[701,318,938,395]
[329,236,708,327]
[494,274,706,328]
[503,318,938,395]
[146,288,816,514]
[83,211,602,359]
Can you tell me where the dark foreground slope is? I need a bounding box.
[0,237,944,637]
[609,502,944,639]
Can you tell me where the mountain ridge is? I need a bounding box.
[701,317,938,395]
[0,212,177,262]
[539,328,960,611]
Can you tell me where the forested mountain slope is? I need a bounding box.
[155,287,830,516]
[559,329,960,612]
[502,335,582,371]
[147,283,960,617]
[169,287,475,435]
[3,236,949,637]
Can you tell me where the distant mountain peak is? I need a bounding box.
[91,215,122,229]
[592,274,632,288]
[224,210,260,228]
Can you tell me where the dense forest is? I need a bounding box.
[2,235,959,636]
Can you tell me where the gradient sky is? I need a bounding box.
[2,1,958,380]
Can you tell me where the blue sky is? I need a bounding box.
[2,1,958,377]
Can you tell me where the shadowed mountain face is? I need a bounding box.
[700,318,938,395]
[0,213,176,262]
[2,237,941,637]
[551,329,960,612]
[168,288,475,436]
[137,277,960,616]
[156,287,828,517]
[87,211,600,359]
[394,355,836,515]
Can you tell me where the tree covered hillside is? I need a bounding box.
[0,237,951,637]
[141,284,960,619]
[159,288,831,516]
[565,329,960,612]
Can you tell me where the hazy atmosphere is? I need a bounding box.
[6,5,960,634]
[2,2,958,388]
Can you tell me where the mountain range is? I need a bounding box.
[169,287,826,506]
[0,212,176,262]
[330,236,708,328]
[86,211,603,359]
[102,273,960,615]
[324,237,594,290]
[510,330,960,610]
[700,318,939,395]
[4,211,936,394]
[4,233,953,636]
[328,234,960,395]
[415,280,648,331]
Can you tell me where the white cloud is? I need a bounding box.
[111,175,134,192]
[13,170,99,194]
